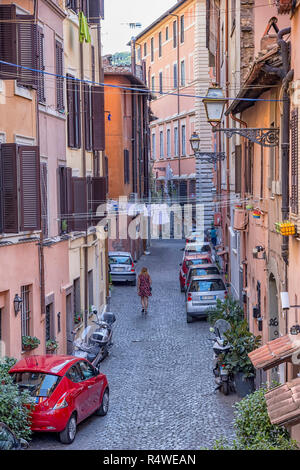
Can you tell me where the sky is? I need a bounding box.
[102,0,175,56]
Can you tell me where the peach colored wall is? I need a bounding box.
[105,74,134,199]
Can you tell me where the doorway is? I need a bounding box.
[269,273,280,384]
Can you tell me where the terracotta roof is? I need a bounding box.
[265,378,300,426]
[248,334,300,371]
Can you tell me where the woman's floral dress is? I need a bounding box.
[138,274,152,297]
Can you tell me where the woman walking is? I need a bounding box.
[138,267,152,314]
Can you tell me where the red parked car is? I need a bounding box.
[179,253,213,292]
[9,355,109,444]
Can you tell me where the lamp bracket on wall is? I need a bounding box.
[212,128,279,147]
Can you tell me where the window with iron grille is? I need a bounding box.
[174,127,178,156]
[21,285,31,340]
[159,131,164,158]
[167,129,171,157]
[181,125,186,156]
[291,108,299,214]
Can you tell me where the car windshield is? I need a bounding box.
[189,279,226,292]
[190,267,219,277]
[109,255,131,265]
[11,372,61,397]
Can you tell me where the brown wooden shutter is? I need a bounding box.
[84,83,92,151]
[91,85,105,151]
[1,144,18,233]
[67,74,75,148]
[40,162,48,237]
[17,15,37,87]
[72,177,87,231]
[74,81,81,148]
[91,45,95,83]
[37,26,45,103]
[87,0,103,24]
[291,108,299,214]
[59,166,74,233]
[0,4,18,80]
[90,176,106,225]
[19,146,41,231]
[56,41,64,112]
[235,144,241,194]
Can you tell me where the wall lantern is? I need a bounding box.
[13,294,22,315]
[202,83,227,126]
[190,132,201,153]
[189,131,226,163]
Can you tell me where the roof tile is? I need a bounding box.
[248,334,300,371]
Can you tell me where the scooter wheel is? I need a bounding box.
[222,381,229,395]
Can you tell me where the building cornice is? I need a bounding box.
[41,0,67,19]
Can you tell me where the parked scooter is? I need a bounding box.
[72,309,116,367]
[211,319,235,395]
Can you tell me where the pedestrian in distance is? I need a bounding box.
[138,267,152,315]
[210,224,217,248]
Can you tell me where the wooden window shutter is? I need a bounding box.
[0,4,18,80]
[66,74,75,148]
[37,26,45,103]
[74,81,81,148]
[235,144,242,194]
[91,45,95,83]
[17,15,37,87]
[90,177,106,225]
[19,146,41,231]
[56,41,64,112]
[91,85,105,151]
[0,144,18,233]
[87,0,103,24]
[124,150,130,184]
[84,83,92,151]
[59,166,73,233]
[72,177,87,231]
[40,162,48,237]
[291,108,299,214]
[82,0,89,18]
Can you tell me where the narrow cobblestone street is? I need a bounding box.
[31,239,237,450]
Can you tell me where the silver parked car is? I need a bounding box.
[186,274,227,323]
[108,251,136,286]
[184,263,220,292]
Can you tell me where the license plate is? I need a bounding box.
[201,295,215,300]
[115,267,125,272]
[220,366,228,375]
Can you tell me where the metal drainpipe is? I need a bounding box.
[34,0,45,317]
[80,40,88,329]
[277,28,293,345]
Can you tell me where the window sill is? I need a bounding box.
[14,82,33,100]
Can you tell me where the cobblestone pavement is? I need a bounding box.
[31,239,237,450]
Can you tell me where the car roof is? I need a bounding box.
[188,263,218,270]
[9,355,82,377]
[185,253,212,260]
[190,274,225,281]
[108,251,132,256]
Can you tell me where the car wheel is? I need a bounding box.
[59,413,77,444]
[95,388,109,416]
[186,314,193,323]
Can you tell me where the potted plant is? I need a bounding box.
[220,321,261,397]
[46,339,58,354]
[74,312,83,325]
[22,336,40,351]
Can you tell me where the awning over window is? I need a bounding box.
[265,378,300,426]
[248,334,300,371]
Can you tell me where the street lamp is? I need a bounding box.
[202,84,227,126]
[189,131,225,164]
[13,294,22,316]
